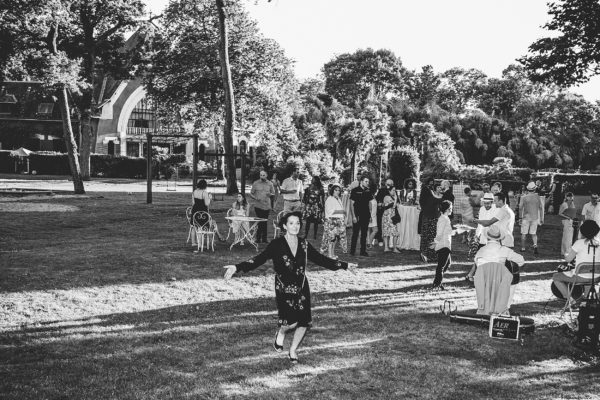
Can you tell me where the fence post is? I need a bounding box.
[146,133,153,204]
[192,134,198,190]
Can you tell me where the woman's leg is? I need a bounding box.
[328,242,335,258]
[383,235,390,252]
[392,236,401,253]
[289,326,308,360]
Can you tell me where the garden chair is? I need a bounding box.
[192,211,216,252]
[186,206,194,244]
[562,262,600,317]
[273,210,285,239]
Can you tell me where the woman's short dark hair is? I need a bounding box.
[279,211,303,231]
[328,184,341,196]
[580,220,600,240]
[439,200,452,214]
[196,179,208,190]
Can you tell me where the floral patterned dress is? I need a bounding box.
[235,236,348,327]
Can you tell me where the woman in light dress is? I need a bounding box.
[231,193,250,244]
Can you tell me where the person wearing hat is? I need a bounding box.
[463,192,497,282]
[552,220,600,305]
[223,211,357,364]
[473,225,525,314]
[519,181,544,254]
[472,192,515,248]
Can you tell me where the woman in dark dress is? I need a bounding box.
[303,176,325,239]
[419,181,442,262]
[224,211,357,363]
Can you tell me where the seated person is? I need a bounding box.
[474,225,525,315]
[552,220,600,305]
[191,179,224,244]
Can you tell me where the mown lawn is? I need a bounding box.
[1,190,599,399]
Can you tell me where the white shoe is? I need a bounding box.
[378,242,383,247]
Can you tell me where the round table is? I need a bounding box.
[395,204,421,250]
[225,216,268,252]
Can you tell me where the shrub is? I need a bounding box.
[30,152,70,175]
[388,146,421,188]
[91,154,146,178]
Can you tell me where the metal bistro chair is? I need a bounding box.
[273,210,285,239]
[192,211,216,252]
[563,262,600,317]
[186,206,194,245]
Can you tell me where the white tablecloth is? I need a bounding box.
[395,204,420,250]
[341,193,353,227]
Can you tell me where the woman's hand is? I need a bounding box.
[347,263,358,274]
[223,265,237,280]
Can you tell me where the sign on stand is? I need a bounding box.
[489,315,520,340]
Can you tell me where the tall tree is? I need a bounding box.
[0,0,86,193]
[323,48,408,107]
[520,0,600,86]
[1,0,147,181]
[215,0,238,194]
[143,0,299,190]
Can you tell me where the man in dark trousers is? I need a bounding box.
[350,176,373,256]
[375,181,390,246]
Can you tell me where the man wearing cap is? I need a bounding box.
[474,225,525,315]
[474,192,496,246]
[519,181,544,254]
[463,192,497,283]
[473,192,515,248]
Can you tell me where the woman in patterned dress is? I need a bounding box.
[320,184,348,258]
[382,185,401,253]
[223,211,357,363]
[303,176,325,239]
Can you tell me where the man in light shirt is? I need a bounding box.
[474,193,496,246]
[249,170,275,243]
[519,181,544,255]
[473,192,515,248]
[280,168,304,213]
[582,191,600,226]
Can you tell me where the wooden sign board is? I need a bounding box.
[489,315,520,340]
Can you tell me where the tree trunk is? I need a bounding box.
[58,87,85,194]
[215,0,238,195]
[79,108,92,180]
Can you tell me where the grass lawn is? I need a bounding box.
[1,189,599,399]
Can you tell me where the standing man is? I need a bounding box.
[582,191,600,226]
[350,176,373,257]
[249,170,275,243]
[280,168,304,213]
[473,192,515,248]
[519,181,544,254]
[474,193,497,247]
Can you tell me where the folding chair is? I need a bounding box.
[186,207,194,244]
[273,210,285,239]
[192,211,216,252]
[563,262,600,316]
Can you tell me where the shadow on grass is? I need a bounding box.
[1,287,598,399]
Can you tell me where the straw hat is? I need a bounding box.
[482,193,494,202]
[486,225,505,242]
[526,181,536,191]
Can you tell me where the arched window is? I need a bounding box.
[127,98,155,137]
